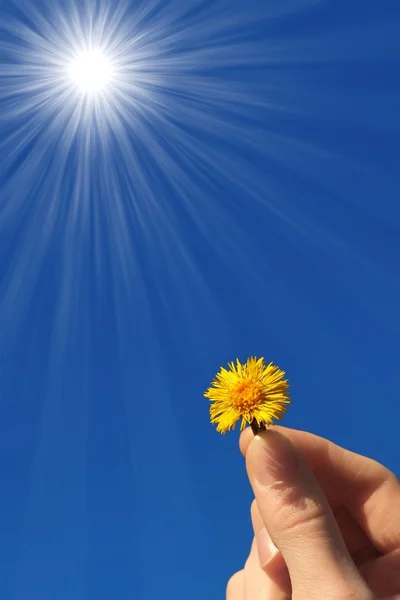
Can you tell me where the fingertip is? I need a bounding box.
[240,426,298,458]
[256,527,291,594]
[246,429,300,487]
[226,570,244,599]
[239,427,253,456]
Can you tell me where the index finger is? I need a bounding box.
[240,426,400,554]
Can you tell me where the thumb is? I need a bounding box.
[246,430,375,600]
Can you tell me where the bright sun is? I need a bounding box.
[68,49,114,94]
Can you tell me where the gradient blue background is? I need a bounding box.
[0,0,399,598]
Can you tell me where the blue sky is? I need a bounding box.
[0,0,399,598]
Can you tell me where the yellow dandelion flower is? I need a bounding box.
[204,357,290,434]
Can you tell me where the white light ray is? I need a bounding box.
[0,0,184,151]
[1,0,377,352]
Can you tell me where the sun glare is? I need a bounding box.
[68,49,114,94]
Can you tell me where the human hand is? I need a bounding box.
[227,427,400,599]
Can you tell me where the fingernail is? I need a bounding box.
[257,527,279,567]
[250,431,300,486]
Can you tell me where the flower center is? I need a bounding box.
[231,379,265,413]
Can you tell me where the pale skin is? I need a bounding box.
[227,426,400,600]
